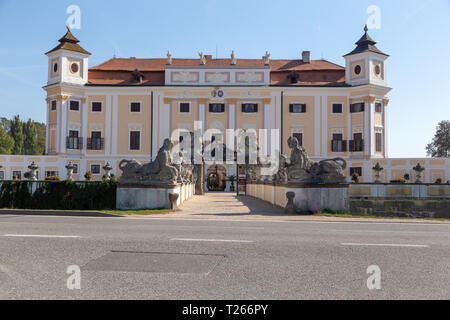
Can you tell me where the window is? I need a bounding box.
[350,167,362,177]
[130,131,140,151]
[289,104,307,113]
[209,103,225,113]
[51,100,57,111]
[179,103,190,113]
[375,103,382,113]
[292,133,303,147]
[349,133,364,152]
[0,171,4,180]
[73,164,78,174]
[350,103,364,113]
[332,104,343,113]
[88,131,103,150]
[91,165,101,175]
[331,134,347,152]
[46,171,59,178]
[130,102,141,113]
[376,132,383,152]
[242,103,258,113]
[12,171,22,180]
[354,65,362,75]
[69,100,80,111]
[92,102,102,112]
[67,130,80,150]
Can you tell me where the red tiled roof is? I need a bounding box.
[88,57,346,86]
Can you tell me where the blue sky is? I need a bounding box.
[0,0,449,157]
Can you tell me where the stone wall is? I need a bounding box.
[349,183,450,218]
[116,182,194,210]
[247,182,349,213]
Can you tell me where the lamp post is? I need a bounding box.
[102,162,113,180]
[27,162,39,181]
[372,162,384,183]
[65,162,76,182]
[413,163,425,184]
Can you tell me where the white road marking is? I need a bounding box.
[171,238,254,243]
[2,234,82,239]
[341,243,429,248]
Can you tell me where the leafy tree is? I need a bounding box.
[10,115,24,155]
[426,120,450,158]
[24,119,38,155]
[0,126,14,154]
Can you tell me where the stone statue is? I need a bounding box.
[167,51,172,65]
[263,51,270,65]
[119,139,178,184]
[280,137,347,184]
[272,154,288,182]
[231,50,237,65]
[198,51,206,65]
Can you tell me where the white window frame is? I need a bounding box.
[331,103,344,114]
[289,102,307,114]
[208,103,226,114]
[130,101,142,114]
[90,164,101,175]
[178,101,191,114]
[69,99,81,112]
[129,129,142,152]
[91,101,103,113]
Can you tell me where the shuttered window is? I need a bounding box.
[289,104,307,113]
[209,104,225,113]
[51,100,57,111]
[350,167,362,177]
[350,103,364,113]
[242,103,258,113]
[331,134,347,152]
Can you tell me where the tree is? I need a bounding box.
[23,119,38,155]
[426,120,450,158]
[10,115,24,155]
[0,126,14,154]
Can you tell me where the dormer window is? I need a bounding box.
[289,71,298,84]
[131,69,144,83]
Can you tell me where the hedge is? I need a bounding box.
[0,180,117,210]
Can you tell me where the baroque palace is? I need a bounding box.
[0,26,449,185]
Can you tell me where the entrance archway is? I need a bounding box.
[206,165,227,191]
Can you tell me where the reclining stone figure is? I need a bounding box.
[282,137,347,184]
[119,138,179,184]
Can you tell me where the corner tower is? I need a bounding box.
[344,25,389,87]
[45,27,90,86]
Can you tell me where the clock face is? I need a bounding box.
[354,65,362,75]
[70,62,79,73]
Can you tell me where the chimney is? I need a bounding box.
[302,51,310,64]
[205,55,213,61]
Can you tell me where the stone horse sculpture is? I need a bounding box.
[119,138,179,184]
[283,137,347,184]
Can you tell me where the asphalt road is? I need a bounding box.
[0,213,449,300]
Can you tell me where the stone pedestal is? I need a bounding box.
[116,183,194,210]
[286,184,349,213]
